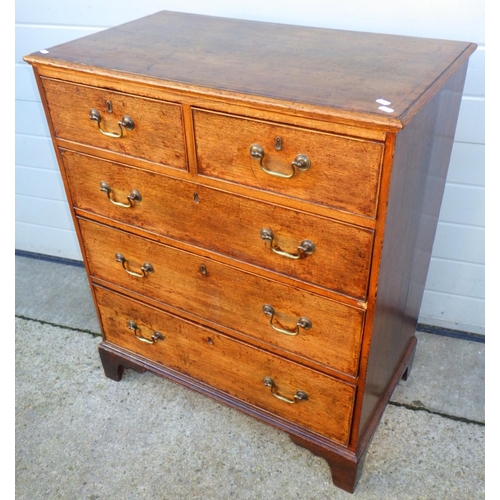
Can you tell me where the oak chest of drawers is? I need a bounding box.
[24,11,476,493]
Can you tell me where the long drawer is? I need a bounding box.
[94,285,356,446]
[41,78,188,169]
[193,108,384,218]
[62,150,374,299]
[79,218,365,376]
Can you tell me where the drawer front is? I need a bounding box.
[95,285,356,446]
[193,109,384,218]
[62,150,374,299]
[41,78,187,169]
[79,218,364,376]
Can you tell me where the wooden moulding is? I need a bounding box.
[97,340,360,487]
[23,10,476,130]
[97,336,417,494]
[23,11,477,494]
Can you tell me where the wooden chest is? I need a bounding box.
[24,11,476,492]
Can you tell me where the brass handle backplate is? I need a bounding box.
[127,320,164,345]
[115,253,154,277]
[260,228,316,260]
[263,377,308,404]
[262,304,312,336]
[250,144,311,178]
[100,181,142,208]
[89,108,135,138]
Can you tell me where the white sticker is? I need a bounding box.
[376,98,392,106]
[378,106,395,113]
[40,49,49,54]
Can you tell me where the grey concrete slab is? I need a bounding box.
[15,255,100,333]
[392,332,485,423]
[16,318,485,499]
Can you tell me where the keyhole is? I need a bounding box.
[194,192,199,204]
[106,100,113,113]
[200,264,207,276]
[207,337,214,345]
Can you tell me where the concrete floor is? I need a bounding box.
[15,254,485,499]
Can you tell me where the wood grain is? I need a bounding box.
[41,77,187,170]
[95,285,356,446]
[79,217,365,376]
[356,61,470,443]
[60,149,374,299]
[24,10,476,127]
[23,11,477,493]
[193,108,384,218]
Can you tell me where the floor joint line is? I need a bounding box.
[388,400,484,426]
[15,314,102,338]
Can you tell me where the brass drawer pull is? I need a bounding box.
[263,377,308,404]
[260,228,316,259]
[100,181,142,208]
[89,108,135,138]
[249,144,311,179]
[115,253,154,277]
[127,320,164,344]
[262,304,312,336]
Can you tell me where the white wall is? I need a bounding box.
[15,1,485,335]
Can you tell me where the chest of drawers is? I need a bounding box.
[24,11,476,493]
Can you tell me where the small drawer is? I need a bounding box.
[62,151,373,299]
[193,109,384,218]
[79,218,365,376]
[95,285,356,446]
[41,77,187,169]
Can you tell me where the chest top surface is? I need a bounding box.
[25,10,476,127]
